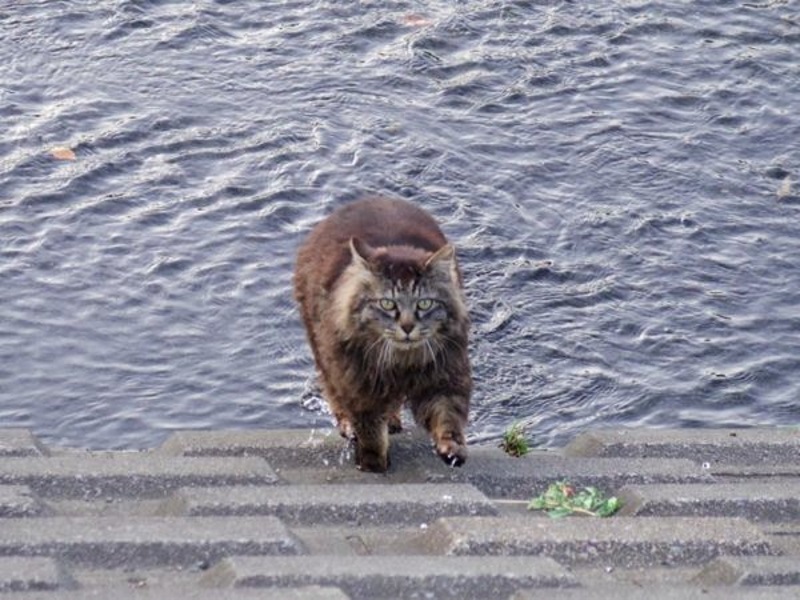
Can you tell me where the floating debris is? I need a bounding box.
[777,175,792,199]
[50,147,76,161]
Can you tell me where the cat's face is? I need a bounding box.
[365,283,450,349]
[333,238,467,365]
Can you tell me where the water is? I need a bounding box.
[1,1,799,450]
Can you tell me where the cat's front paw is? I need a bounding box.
[356,446,390,473]
[435,434,467,468]
[336,417,356,440]
[387,411,403,434]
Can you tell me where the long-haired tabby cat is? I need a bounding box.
[294,196,471,472]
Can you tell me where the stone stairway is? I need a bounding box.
[1,426,798,599]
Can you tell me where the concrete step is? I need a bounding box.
[0,427,798,600]
[0,485,44,517]
[158,429,716,494]
[695,556,800,586]
[160,483,497,524]
[0,516,301,567]
[203,555,576,599]
[565,428,800,465]
[456,453,711,498]
[0,454,278,498]
[0,557,67,592]
[0,429,44,457]
[160,429,360,465]
[617,482,800,522]
[512,586,800,600]
[424,516,775,566]
[0,587,350,600]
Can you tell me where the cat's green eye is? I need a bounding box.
[416,298,435,311]
[378,298,397,312]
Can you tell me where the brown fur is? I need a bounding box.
[294,196,471,472]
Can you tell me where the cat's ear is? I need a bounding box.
[424,244,459,282]
[424,244,454,269]
[349,237,374,267]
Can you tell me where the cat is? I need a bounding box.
[294,196,471,472]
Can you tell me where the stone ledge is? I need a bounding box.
[203,555,576,598]
[694,556,800,586]
[565,428,800,464]
[0,516,301,567]
[160,429,353,463]
[425,516,776,566]
[617,482,800,522]
[160,483,496,524]
[512,586,800,600]
[0,430,46,457]
[0,455,279,498]
[0,427,798,600]
[0,485,45,517]
[0,587,351,600]
[0,557,67,592]
[457,453,711,498]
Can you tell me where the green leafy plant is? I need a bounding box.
[500,423,529,457]
[528,481,621,518]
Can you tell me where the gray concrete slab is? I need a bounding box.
[711,464,800,478]
[0,587,351,600]
[160,428,347,463]
[1,427,799,599]
[694,556,800,586]
[161,483,497,524]
[570,565,700,587]
[0,557,67,591]
[0,485,45,517]
[0,430,45,457]
[160,428,447,473]
[276,465,435,486]
[455,452,711,499]
[0,516,301,567]
[765,524,800,555]
[512,586,800,600]
[0,454,278,498]
[203,555,576,599]
[65,567,351,599]
[565,428,800,464]
[290,524,438,556]
[425,516,775,566]
[617,482,800,521]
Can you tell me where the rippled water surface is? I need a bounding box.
[1,1,799,449]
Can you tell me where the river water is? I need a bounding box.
[1,1,799,450]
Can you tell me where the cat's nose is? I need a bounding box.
[400,322,414,334]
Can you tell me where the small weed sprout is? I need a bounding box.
[500,423,529,457]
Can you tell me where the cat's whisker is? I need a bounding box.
[424,339,438,368]
[378,341,386,371]
[379,339,392,372]
[438,332,462,349]
[364,337,383,366]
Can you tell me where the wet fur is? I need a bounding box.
[294,197,471,472]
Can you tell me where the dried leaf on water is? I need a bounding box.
[403,14,431,27]
[50,147,77,161]
[777,175,792,199]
